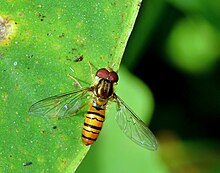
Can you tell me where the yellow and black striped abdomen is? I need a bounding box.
[82,103,106,145]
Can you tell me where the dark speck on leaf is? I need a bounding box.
[74,55,83,62]
[59,33,65,38]
[23,161,32,166]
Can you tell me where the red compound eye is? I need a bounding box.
[96,68,119,83]
[96,68,109,80]
[109,71,118,82]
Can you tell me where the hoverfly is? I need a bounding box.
[29,68,158,150]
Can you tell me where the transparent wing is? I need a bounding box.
[28,88,91,119]
[114,94,158,150]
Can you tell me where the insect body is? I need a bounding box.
[29,68,158,150]
[82,103,106,145]
[82,69,118,145]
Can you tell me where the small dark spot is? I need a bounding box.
[41,130,45,133]
[18,12,25,17]
[68,48,77,54]
[37,13,46,22]
[61,159,67,165]
[26,54,33,58]
[27,67,30,70]
[52,125,57,129]
[9,155,13,158]
[66,58,71,61]
[74,55,83,62]
[110,2,116,6]
[59,33,65,38]
[23,161,32,166]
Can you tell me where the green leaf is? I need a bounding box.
[0,1,141,172]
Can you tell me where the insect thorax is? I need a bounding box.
[94,78,114,100]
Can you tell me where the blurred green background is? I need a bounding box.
[78,1,220,173]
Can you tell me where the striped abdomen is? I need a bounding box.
[82,102,106,145]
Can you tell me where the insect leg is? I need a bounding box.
[68,67,90,88]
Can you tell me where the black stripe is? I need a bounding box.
[84,122,102,130]
[82,134,97,141]
[83,128,100,134]
[86,116,104,122]
[92,105,105,111]
[87,111,105,119]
